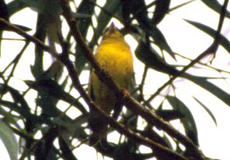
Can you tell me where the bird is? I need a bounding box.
[88,23,134,146]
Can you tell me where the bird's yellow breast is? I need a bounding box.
[95,39,133,86]
[89,33,133,112]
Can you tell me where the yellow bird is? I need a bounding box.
[88,23,134,145]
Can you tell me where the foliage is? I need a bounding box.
[0,0,229,159]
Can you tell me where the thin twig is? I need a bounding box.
[2,41,29,85]
[175,52,230,74]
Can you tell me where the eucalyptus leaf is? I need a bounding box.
[167,96,198,145]
[182,73,230,107]
[77,0,95,37]
[185,20,230,54]
[201,0,230,19]
[170,0,194,12]
[18,0,62,15]
[193,97,217,125]
[152,0,171,24]
[149,26,175,59]
[135,37,178,75]
[7,0,26,16]
[14,24,31,31]
[59,136,78,160]
[129,0,175,59]
[51,117,73,128]
[0,106,21,129]
[89,0,121,48]
[0,120,18,160]
[25,79,87,114]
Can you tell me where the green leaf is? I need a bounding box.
[156,109,184,121]
[59,136,78,160]
[152,0,171,24]
[25,79,87,114]
[149,26,175,59]
[200,0,230,19]
[19,0,62,15]
[134,35,178,75]
[0,120,18,160]
[30,14,46,79]
[0,84,41,133]
[14,24,31,31]
[0,0,9,21]
[185,20,230,54]
[89,0,121,48]
[169,0,195,12]
[75,46,88,75]
[75,0,94,75]
[193,97,217,125]
[74,13,91,19]
[7,85,30,111]
[0,106,20,129]
[0,101,22,116]
[167,96,198,145]
[120,0,132,26]
[2,1,31,33]
[183,73,230,107]
[7,0,26,16]
[129,0,175,59]
[51,117,73,128]
[77,0,95,38]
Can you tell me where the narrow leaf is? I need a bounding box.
[152,0,171,24]
[185,20,230,54]
[135,37,178,75]
[129,0,175,58]
[183,73,230,107]
[149,26,175,59]
[90,0,121,47]
[201,0,230,19]
[0,106,20,129]
[193,97,217,125]
[75,0,95,74]
[7,0,26,16]
[14,24,31,31]
[170,0,195,12]
[167,96,198,145]
[25,79,87,114]
[0,120,17,160]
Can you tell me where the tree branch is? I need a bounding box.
[60,1,205,159]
